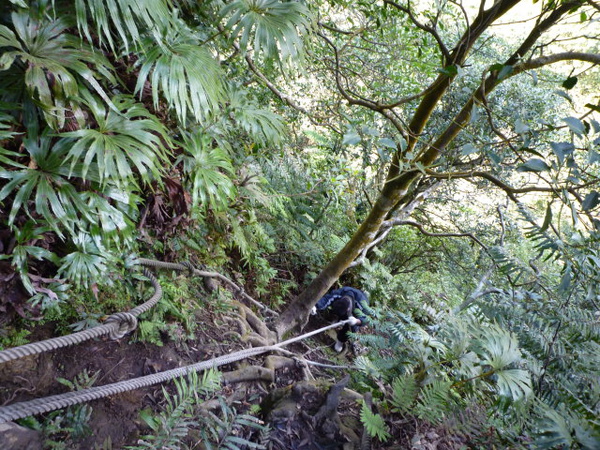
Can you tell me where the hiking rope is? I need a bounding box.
[136,258,277,316]
[0,319,353,423]
[0,258,274,364]
[0,268,162,364]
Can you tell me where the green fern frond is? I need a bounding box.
[360,400,390,442]
[134,370,222,449]
[390,374,418,413]
[414,380,455,425]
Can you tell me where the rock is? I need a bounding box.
[0,422,43,450]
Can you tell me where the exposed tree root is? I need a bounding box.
[222,365,274,385]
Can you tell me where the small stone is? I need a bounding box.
[0,422,43,450]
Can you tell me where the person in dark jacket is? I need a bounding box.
[311,287,370,352]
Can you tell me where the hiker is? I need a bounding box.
[311,287,370,352]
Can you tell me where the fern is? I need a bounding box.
[360,400,390,442]
[390,374,418,413]
[133,370,222,450]
[199,397,268,449]
[413,380,455,425]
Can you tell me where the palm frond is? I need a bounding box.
[73,0,175,53]
[177,131,236,211]
[135,23,225,124]
[60,94,172,187]
[57,233,110,288]
[0,9,116,129]
[221,0,312,66]
[0,133,94,237]
[228,90,286,146]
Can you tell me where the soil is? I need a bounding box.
[0,301,367,449]
[0,296,466,450]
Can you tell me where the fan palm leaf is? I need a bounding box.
[227,89,285,146]
[0,133,94,238]
[60,94,172,187]
[0,9,116,130]
[221,0,313,65]
[73,0,175,53]
[177,131,235,211]
[135,24,225,124]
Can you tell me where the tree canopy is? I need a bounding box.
[0,0,599,447]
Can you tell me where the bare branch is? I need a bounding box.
[513,51,600,75]
[383,0,451,64]
[385,219,489,249]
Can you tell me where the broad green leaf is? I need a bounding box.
[554,90,573,103]
[562,117,585,136]
[558,264,572,294]
[438,64,458,76]
[515,119,529,134]
[516,158,550,172]
[342,130,361,146]
[582,191,600,211]
[379,138,397,149]
[461,143,479,155]
[497,64,513,81]
[540,203,552,232]
[550,142,574,165]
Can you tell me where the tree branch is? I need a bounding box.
[383,0,451,64]
[513,51,600,75]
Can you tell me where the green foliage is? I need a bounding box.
[58,233,111,288]
[0,325,30,350]
[177,131,235,211]
[0,5,116,130]
[390,374,417,413]
[19,370,99,448]
[360,400,390,442]
[132,369,268,450]
[134,276,198,346]
[353,307,536,443]
[0,134,94,236]
[60,94,171,187]
[135,23,225,123]
[73,0,175,53]
[227,89,286,147]
[221,0,312,66]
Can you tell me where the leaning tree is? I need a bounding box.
[273,0,600,336]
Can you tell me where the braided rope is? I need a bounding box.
[0,319,352,423]
[136,258,278,316]
[0,268,162,364]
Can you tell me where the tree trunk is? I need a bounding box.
[273,0,566,338]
